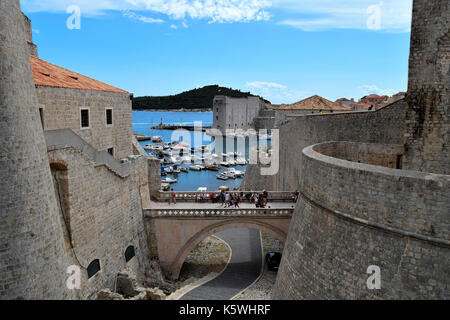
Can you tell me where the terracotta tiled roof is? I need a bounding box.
[276,95,352,111]
[30,56,128,94]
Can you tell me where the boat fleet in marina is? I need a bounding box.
[144,136,248,188]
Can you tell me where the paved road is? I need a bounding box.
[180,228,262,300]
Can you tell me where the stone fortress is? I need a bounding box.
[212,95,264,132]
[243,0,449,299]
[0,0,448,300]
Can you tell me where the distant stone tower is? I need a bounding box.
[0,0,70,299]
[403,0,449,174]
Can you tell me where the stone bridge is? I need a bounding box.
[144,191,296,280]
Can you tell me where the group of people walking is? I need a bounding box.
[216,191,242,208]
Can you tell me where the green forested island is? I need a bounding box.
[132,85,269,110]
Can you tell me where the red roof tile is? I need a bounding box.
[30,56,128,94]
[275,95,352,111]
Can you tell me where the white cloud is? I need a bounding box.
[123,11,164,23]
[359,85,396,96]
[170,24,178,29]
[274,0,412,32]
[246,81,304,104]
[247,81,286,90]
[21,0,272,23]
[20,0,412,31]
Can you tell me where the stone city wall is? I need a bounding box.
[273,142,450,299]
[241,99,406,191]
[47,145,152,299]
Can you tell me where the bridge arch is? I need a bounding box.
[168,219,287,280]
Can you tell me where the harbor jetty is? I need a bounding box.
[151,124,211,132]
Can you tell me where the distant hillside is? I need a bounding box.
[132,85,270,110]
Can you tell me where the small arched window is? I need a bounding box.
[87,259,101,279]
[125,246,136,263]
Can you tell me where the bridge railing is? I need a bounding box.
[144,208,294,218]
[153,191,297,203]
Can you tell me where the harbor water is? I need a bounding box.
[132,111,269,191]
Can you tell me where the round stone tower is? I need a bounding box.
[0,0,71,299]
[402,0,449,174]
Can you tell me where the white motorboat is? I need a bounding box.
[180,156,192,164]
[227,168,245,177]
[235,157,247,165]
[170,156,182,164]
[189,165,204,171]
[152,136,163,143]
[220,161,231,167]
[226,158,236,166]
[221,171,237,179]
[216,174,229,181]
[161,177,177,184]
[171,165,181,173]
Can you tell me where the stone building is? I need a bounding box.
[31,56,133,160]
[212,95,263,132]
[0,1,159,299]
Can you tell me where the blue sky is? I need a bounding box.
[21,0,413,104]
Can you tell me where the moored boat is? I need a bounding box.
[216,174,229,181]
[205,163,220,171]
[161,183,171,191]
[152,136,163,143]
[161,177,177,184]
[221,171,237,179]
[189,165,204,171]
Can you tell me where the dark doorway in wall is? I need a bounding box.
[397,155,403,169]
[87,259,101,279]
[107,147,114,157]
[125,246,136,263]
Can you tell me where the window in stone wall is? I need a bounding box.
[124,246,136,263]
[87,259,101,279]
[80,109,89,128]
[106,108,113,126]
[107,147,114,157]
